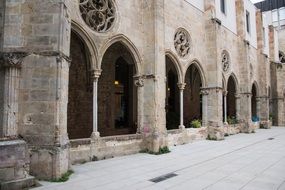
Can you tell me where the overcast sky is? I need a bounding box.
[251,0,264,3]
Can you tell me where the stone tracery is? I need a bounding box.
[79,0,116,32]
[174,28,191,58]
[222,51,230,72]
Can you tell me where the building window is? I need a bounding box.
[220,0,226,14]
[246,11,250,34]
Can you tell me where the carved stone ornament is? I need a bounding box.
[0,52,28,68]
[174,28,191,58]
[134,76,144,87]
[222,51,230,72]
[280,51,285,63]
[79,0,116,32]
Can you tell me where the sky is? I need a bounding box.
[251,0,265,3]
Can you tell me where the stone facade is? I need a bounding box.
[0,0,283,188]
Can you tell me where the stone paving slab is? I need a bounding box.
[34,127,285,190]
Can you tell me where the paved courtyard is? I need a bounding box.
[35,127,285,190]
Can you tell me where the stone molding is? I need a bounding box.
[174,28,191,58]
[201,86,223,93]
[91,69,102,81]
[133,74,157,87]
[133,75,144,87]
[177,83,186,90]
[0,52,28,68]
[79,0,116,33]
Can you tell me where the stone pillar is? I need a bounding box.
[223,91,228,124]
[0,52,35,189]
[201,89,209,127]
[239,92,254,132]
[235,93,241,121]
[258,96,270,129]
[91,69,101,139]
[0,53,27,139]
[275,97,285,126]
[178,83,186,129]
[134,75,144,134]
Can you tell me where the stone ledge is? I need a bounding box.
[0,175,35,190]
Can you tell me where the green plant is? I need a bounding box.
[190,119,202,128]
[50,170,74,183]
[139,146,170,155]
[227,116,238,125]
[206,134,217,141]
[269,114,273,122]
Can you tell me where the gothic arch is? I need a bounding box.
[228,73,239,93]
[252,81,260,97]
[71,21,99,70]
[184,59,207,87]
[99,34,142,76]
[165,50,183,84]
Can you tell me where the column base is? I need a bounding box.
[179,125,185,130]
[30,145,69,180]
[260,120,271,129]
[0,140,35,190]
[91,132,100,139]
[207,126,225,141]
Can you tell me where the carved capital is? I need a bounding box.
[200,89,209,96]
[223,91,228,96]
[235,93,241,99]
[134,75,144,87]
[177,83,186,90]
[91,69,102,81]
[0,52,28,68]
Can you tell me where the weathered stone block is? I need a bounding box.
[0,140,35,190]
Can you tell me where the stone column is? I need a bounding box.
[201,89,209,127]
[239,92,253,132]
[178,83,186,129]
[258,96,270,128]
[235,93,241,121]
[0,53,27,139]
[134,76,145,134]
[223,91,228,124]
[91,69,101,139]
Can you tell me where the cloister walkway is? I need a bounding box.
[35,127,285,190]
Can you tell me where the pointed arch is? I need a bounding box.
[100,34,142,76]
[71,21,99,70]
[184,59,207,88]
[228,73,239,93]
[165,50,183,84]
[252,81,259,97]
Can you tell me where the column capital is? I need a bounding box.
[235,93,240,97]
[91,69,102,81]
[200,89,209,95]
[177,83,186,90]
[0,52,28,68]
[134,75,144,87]
[223,91,228,96]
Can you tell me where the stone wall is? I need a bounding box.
[67,31,93,139]
[0,0,5,50]
[0,67,4,138]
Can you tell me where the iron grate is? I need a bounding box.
[149,173,178,183]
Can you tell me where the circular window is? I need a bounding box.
[79,0,116,33]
